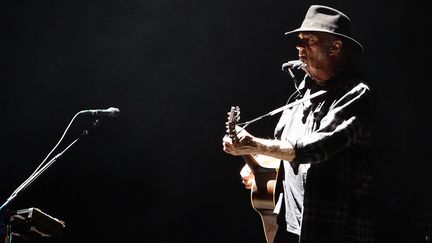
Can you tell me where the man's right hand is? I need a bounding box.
[240,164,255,190]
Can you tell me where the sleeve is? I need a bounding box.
[292,82,372,164]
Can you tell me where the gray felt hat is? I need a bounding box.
[285,5,364,52]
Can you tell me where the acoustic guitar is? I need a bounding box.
[226,106,279,243]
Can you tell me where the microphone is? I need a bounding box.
[82,107,120,118]
[281,60,303,73]
[281,60,305,98]
[281,60,304,82]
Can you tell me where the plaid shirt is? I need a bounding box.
[274,72,374,243]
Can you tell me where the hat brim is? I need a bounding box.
[284,28,364,53]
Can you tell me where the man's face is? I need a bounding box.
[295,32,334,70]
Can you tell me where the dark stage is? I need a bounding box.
[1,0,430,242]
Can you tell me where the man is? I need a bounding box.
[223,5,374,243]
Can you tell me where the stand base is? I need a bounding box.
[8,208,65,241]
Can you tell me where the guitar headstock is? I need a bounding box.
[226,106,240,143]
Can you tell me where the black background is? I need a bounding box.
[1,0,430,242]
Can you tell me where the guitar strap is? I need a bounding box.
[268,90,327,116]
[238,90,327,129]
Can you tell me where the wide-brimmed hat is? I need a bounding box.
[284,5,363,52]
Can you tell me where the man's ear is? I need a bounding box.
[329,40,342,56]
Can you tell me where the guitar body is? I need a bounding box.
[226,106,279,243]
[242,154,278,243]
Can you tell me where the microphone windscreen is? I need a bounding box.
[281,60,303,72]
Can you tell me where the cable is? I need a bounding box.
[0,110,88,212]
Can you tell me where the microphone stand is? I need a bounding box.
[0,117,101,243]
